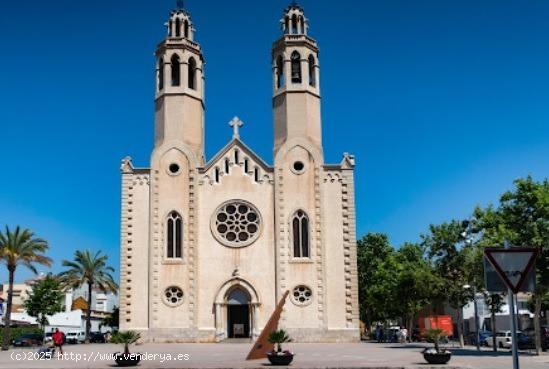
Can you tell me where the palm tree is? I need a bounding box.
[111,330,141,355]
[0,226,52,350]
[58,250,118,343]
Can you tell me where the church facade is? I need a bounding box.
[119,3,360,343]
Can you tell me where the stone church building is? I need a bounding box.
[119,3,359,342]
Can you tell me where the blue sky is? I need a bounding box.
[1,0,548,283]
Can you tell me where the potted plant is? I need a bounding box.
[111,331,142,367]
[422,328,452,364]
[267,329,294,366]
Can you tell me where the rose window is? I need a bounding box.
[164,286,184,307]
[212,200,261,247]
[292,285,313,306]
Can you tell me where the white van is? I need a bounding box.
[65,331,85,344]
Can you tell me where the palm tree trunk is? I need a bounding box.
[534,294,542,356]
[85,282,93,344]
[2,267,15,350]
[491,309,497,352]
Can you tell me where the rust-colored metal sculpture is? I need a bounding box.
[246,290,289,360]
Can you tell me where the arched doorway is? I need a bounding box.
[214,277,260,341]
[226,287,250,338]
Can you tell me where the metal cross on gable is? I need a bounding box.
[229,116,244,139]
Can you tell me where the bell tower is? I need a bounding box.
[154,1,205,163]
[272,2,322,158]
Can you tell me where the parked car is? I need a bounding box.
[469,330,492,346]
[12,333,43,347]
[520,327,549,351]
[43,332,54,344]
[487,330,521,349]
[65,331,85,344]
[517,332,535,350]
[90,332,106,343]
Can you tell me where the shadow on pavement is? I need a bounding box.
[382,343,537,357]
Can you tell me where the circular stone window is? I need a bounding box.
[211,200,262,247]
[291,161,306,174]
[292,285,313,306]
[168,163,181,175]
[164,286,184,307]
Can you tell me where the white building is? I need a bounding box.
[119,3,360,343]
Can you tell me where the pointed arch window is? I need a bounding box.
[299,15,305,34]
[158,58,164,90]
[284,16,290,34]
[308,54,316,87]
[175,18,181,37]
[276,55,285,88]
[292,210,309,258]
[168,20,173,37]
[171,54,180,86]
[188,57,197,90]
[184,19,189,38]
[291,51,301,84]
[291,14,298,34]
[167,211,182,258]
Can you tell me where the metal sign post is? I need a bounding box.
[483,245,539,369]
[507,290,519,369]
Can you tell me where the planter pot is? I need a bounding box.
[423,351,451,365]
[114,352,141,367]
[267,352,294,366]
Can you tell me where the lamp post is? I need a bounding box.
[462,219,480,351]
[464,284,481,351]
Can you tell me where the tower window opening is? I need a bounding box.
[299,16,305,34]
[175,18,181,37]
[168,20,173,37]
[292,210,310,258]
[291,14,298,34]
[244,158,249,173]
[291,51,302,84]
[215,167,220,183]
[276,55,285,88]
[225,158,230,174]
[167,211,183,259]
[158,58,164,90]
[188,57,197,90]
[254,167,259,182]
[234,150,239,164]
[171,54,180,86]
[184,19,189,38]
[284,16,290,34]
[308,55,316,87]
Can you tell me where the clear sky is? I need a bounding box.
[1,0,548,283]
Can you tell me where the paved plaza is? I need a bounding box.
[0,342,547,369]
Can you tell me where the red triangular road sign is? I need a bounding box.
[484,248,539,294]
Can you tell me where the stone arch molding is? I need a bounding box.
[214,276,261,305]
[274,137,323,166]
[151,140,200,167]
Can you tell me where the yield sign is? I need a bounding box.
[484,248,539,294]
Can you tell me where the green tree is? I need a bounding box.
[0,226,52,350]
[58,250,118,343]
[476,176,549,354]
[23,275,64,337]
[357,233,398,330]
[394,243,442,342]
[102,306,119,329]
[422,220,473,347]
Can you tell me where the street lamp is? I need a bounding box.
[463,284,480,351]
[462,219,481,351]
